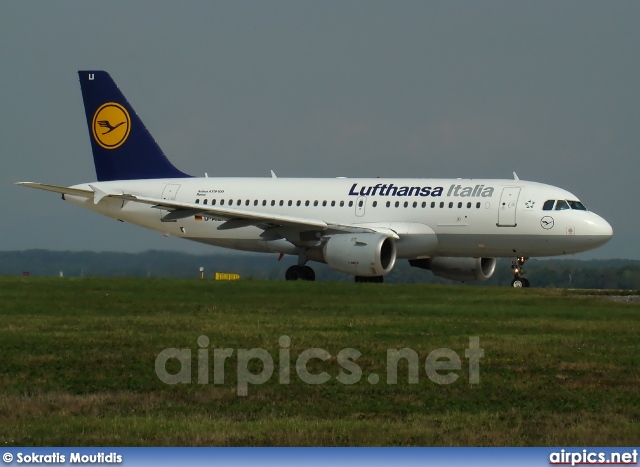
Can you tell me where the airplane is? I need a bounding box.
[18,71,613,287]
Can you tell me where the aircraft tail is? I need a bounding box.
[78,71,190,181]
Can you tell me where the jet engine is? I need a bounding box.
[323,233,396,277]
[410,257,496,282]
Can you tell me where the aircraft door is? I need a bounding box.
[160,184,181,221]
[355,196,366,217]
[497,187,520,227]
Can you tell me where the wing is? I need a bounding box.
[16,182,400,240]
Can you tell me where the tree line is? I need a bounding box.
[1,249,638,289]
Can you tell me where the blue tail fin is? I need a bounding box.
[78,71,190,181]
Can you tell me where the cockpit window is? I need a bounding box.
[543,200,555,211]
[543,199,587,211]
[567,200,587,211]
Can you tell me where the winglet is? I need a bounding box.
[513,172,519,181]
[271,170,277,179]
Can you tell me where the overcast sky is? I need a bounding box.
[1,1,638,259]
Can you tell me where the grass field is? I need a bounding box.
[0,277,638,446]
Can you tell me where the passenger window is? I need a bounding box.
[555,200,570,211]
[476,202,480,208]
[237,200,242,206]
[543,200,555,211]
[262,200,267,206]
[297,200,301,206]
[449,202,453,208]
[467,202,471,208]
[386,201,391,207]
[288,200,292,206]
[228,199,233,205]
[195,199,200,204]
[254,200,258,206]
[271,200,275,206]
[339,201,344,207]
[404,201,408,208]
[431,202,435,208]
[279,200,284,206]
[358,200,363,207]
[305,200,310,206]
[220,200,225,205]
[372,201,377,207]
[245,200,250,206]
[440,202,444,208]
[322,201,327,206]
[348,201,353,207]
[211,199,216,206]
[458,202,462,208]
[395,201,400,208]
[314,200,319,206]
[203,199,208,205]
[331,201,336,207]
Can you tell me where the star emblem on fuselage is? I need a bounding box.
[525,200,535,209]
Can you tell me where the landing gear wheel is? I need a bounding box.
[355,276,384,283]
[304,266,316,281]
[510,256,530,288]
[286,265,315,281]
[511,276,531,288]
[285,265,304,281]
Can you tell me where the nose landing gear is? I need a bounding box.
[510,256,530,288]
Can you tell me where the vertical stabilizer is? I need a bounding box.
[78,70,190,181]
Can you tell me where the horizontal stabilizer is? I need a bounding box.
[16,182,93,198]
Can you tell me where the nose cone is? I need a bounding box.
[584,213,613,247]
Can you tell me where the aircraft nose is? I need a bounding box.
[593,215,613,237]
[585,214,613,245]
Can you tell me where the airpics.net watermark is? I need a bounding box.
[155,336,484,396]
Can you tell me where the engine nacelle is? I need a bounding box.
[323,233,397,277]
[411,257,496,282]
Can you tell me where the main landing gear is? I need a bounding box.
[355,276,384,283]
[285,265,316,281]
[510,256,530,288]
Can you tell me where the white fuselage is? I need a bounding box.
[65,177,613,260]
